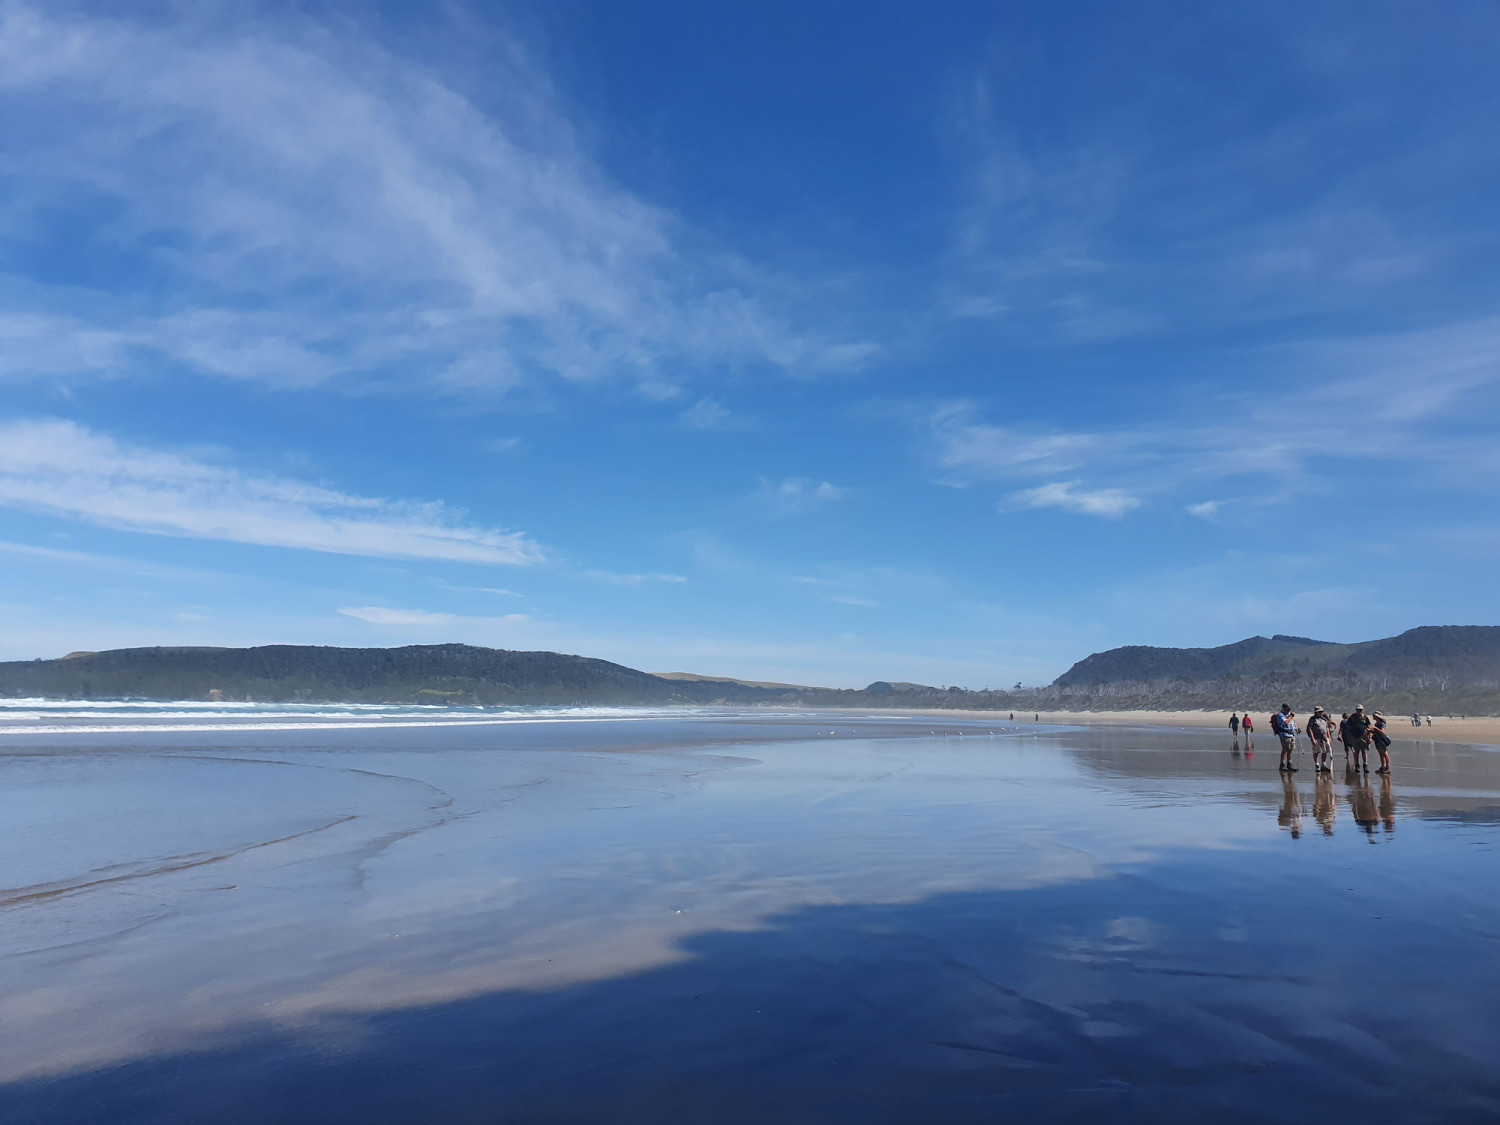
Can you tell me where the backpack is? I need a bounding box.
[1270,713,1288,736]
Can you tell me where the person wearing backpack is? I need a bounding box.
[1271,704,1299,771]
[1346,705,1373,773]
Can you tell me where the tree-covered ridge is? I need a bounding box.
[4,629,1500,715]
[0,644,785,706]
[1055,626,1500,687]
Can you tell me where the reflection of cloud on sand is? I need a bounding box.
[0,727,1281,1083]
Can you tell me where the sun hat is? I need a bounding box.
[1354,704,1365,712]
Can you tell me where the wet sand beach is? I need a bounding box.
[2,705,1499,1122]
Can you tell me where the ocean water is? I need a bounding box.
[2,705,1498,1122]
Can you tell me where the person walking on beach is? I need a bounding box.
[1229,712,1241,738]
[1272,704,1298,771]
[1306,706,1333,772]
[1339,712,1352,764]
[1346,705,1373,772]
[1240,713,1253,742]
[1372,710,1393,774]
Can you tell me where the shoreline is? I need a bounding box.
[884,706,1500,747]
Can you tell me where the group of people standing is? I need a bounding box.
[1228,704,1393,774]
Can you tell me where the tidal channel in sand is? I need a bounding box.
[2,705,1498,1122]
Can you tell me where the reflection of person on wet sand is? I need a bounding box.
[1379,773,1396,833]
[1278,773,1304,838]
[1349,774,1380,839]
[1313,772,1337,836]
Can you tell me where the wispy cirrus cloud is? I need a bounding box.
[928,312,1500,522]
[0,419,542,565]
[1007,481,1140,518]
[339,606,530,626]
[582,570,688,586]
[929,402,1102,484]
[0,3,869,394]
[756,477,848,516]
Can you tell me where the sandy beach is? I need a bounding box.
[913,707,1500,747]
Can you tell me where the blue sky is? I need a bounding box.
[2,1,1499,686]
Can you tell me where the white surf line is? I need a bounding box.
[0,714,736,735]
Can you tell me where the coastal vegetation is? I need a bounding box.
[2,626,1498,714]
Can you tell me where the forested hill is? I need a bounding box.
[0,644,794,706]
[6,629,1500,713]
[1055,626,1500,686]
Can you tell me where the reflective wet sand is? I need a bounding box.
[2,712,1499,1122]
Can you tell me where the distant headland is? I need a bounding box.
[2,625,1498,714]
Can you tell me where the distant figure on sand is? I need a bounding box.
[1272,704,1298,771]
[1229,712,1240,737]
[1240,713,1253,739]
[1305,706,1333,772]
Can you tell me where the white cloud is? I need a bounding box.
[931,403,1100,483]
[339,606,530,626]
[0,539,214,582]
[582,570,688,586]
[432,581,521,596]
[0,4,867,393]
[339,607,454,626]
[1008,481,1141,518]
[758,477,848,516]
[1187,500,1222,518]
[680,399,734,430]
[0,419,542,565]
